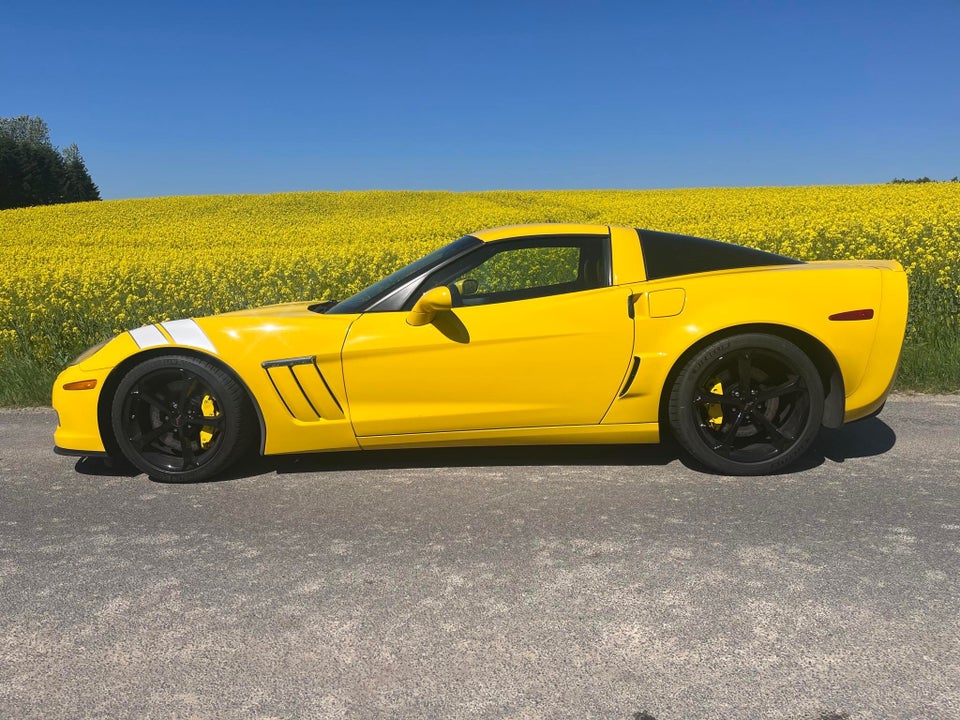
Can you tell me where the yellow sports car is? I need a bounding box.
[53,224,908,481]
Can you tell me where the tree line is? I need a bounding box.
[0,116,100,210]
[890,176,959,184]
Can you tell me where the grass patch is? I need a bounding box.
[0,353,56,407]
[896,329,960,393]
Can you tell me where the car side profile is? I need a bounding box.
[53,224,908,481]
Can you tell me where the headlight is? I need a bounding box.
[69,338,111,367]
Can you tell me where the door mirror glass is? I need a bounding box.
[456,278,479,296]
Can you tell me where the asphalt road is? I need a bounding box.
[1,396,958,720]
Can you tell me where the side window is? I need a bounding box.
[412,235,610,308]
[467,246,580,295]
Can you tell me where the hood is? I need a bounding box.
[123,300,356,361]
[212,300,323,319]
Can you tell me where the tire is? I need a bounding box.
[668,334,824,475]
[111,355,253,482]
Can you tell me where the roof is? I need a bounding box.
[471,223,611,242]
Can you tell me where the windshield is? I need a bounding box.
[327,235,481,314]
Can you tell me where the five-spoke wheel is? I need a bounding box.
[668,334,824,475]
[111,355,252,482]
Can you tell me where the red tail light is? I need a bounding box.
[829,309,875,321]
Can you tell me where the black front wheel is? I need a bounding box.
[111,355,253,482]
[668,334,824,475]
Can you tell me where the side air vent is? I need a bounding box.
[619,356,641,397]
[262,356,345,422]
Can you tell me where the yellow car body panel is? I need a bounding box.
[52,223,908,478]
[341,286,635,437]
[53,332,143,452]
[602,260,904,426]
[471,223,608,243]
[844,265,909,421]
[609,225,647,284]
[193,307,361,455]
[55,305,364,457]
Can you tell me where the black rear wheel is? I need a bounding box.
[111,355,253,482]
[668,334,824,475]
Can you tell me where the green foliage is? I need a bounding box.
[896,325,960,392]
[0,116,100,210]
[0,352,56,407]
[890,176,959,184]
[60,144,101,203]
[0,116,52,145]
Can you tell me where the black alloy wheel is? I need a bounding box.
[668,334,824,475]
[111,355,252,482]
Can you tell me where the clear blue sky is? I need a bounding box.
[2,1,957,199]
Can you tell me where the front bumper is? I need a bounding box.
[54,444,109,458]
[52,333,146,455]
[52,363,113,454]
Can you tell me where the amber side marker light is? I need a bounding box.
[829,309,875,321]
[63,379,98,391]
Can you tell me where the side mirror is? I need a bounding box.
[456,278,479,296]
[407,286,453,326]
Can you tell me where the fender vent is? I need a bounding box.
[262,356,345,422]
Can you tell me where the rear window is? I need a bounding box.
[637,229,803,281]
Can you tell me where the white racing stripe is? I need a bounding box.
[129,324,169,349]
[161,319,218,354]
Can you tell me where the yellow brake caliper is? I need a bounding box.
[199,395,219,449]
[707,381,724,428]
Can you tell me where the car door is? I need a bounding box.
[340,235,635,438]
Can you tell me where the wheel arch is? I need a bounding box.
[657,323,845,431]
[97,347,267,458]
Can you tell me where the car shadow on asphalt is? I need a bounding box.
[73,416,897,483]
[674,416,898,475]
[258,441,680,477]
[73,455,139,477]
[74,442,680,482]
[809,415,898,464]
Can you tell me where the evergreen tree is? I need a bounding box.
[0,134,26,210]
[0,115,101,209]
[18,141,65,205]
[60,143,100,202]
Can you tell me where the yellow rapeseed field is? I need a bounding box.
[1,185,958,403]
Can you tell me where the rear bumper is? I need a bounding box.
[845,400,886,424]
[843,267,908,423]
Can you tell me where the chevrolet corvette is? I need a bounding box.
[53,224,908,481]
